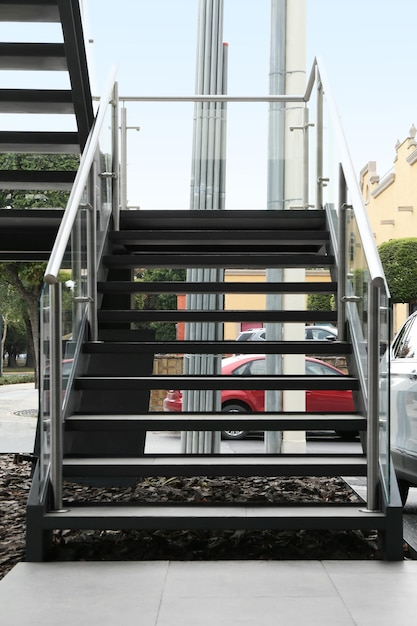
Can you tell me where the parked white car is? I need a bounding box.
[389,310,417,504]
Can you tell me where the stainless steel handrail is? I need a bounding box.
[314,56,391,511]
[314,56,388,288]
[44,66,118,285]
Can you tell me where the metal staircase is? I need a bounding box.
[0,0,93,261]
[0,3,403,561]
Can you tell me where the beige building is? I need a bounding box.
[360,125,417,332]
[223,268,331,340]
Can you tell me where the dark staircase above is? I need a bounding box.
[0,0,93,197]
[0,0,94,263]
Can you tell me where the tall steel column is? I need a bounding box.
[264,0,287,453]
[182,0,227,454]
[265,0,307,454]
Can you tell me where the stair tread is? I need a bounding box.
[83,340,351,355]
[97,309,337,323]
[62,454,367,477]
[103,253,334,268]
[97,280,337,294]
[0,42,66,70]
[0,131,80,153]
[119,209,327,230]
[66,413,366,432]
[0,169,76,191]
[75,375,359,391]
[64,453,365,465]
[43,503,386,533]
[0,2,60,23]
[0,88,74,114]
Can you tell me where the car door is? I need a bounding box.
[390,313,417,456]
[305,359,354,413]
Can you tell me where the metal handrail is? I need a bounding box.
[44,66,118,284]
[314,56,389,289]
[313,56,391,511]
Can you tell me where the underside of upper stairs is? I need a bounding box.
[0,0,94,260]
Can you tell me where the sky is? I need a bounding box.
[2,0,417,210]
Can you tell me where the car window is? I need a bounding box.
[392,315,417,359]
[247,359,266,375]
[236,332,252,342]
[231,362,251,375]
[231,359,265,376]
[305,360,340,376]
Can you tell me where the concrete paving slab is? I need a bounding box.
[0,383,38,453]
[2,560,417,626]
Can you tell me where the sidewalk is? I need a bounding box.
[0,382,38,453]
[1,560,417,626]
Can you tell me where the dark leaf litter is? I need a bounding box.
[0,453,392,581]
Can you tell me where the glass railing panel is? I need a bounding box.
[378,288,391,499]
[39,284,51,490]
[310,59,392,504]
[96,99,114,249]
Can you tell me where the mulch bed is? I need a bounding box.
[0,453,395,581]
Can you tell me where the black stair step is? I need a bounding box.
[0,1,60,22]
[119,209,327,231]
[0,131,80,153]
[103,253,334,269]
[75,375,359,392]
[109,229,329,251]
[97,281,337,295]
[43,503,385,532]
[0,169,76,190]
[83,340,351,356]
[62,453,367,478]
[0,208,63,259]
[97,309,337,324]
[65,413,366,433]
[0,89,74,114]
[0,42,66,70]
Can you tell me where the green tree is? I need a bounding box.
[378,238,417,304]
[134,268,186,341]
[0,153,79,210]
[0,281,26,370]
[0,263,46,382]
[0,152,80,384]
[306,293,336,312]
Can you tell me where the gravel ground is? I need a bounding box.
[1,453,397,581]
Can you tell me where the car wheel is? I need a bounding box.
[398,479,410,507]
[221,403,248,440]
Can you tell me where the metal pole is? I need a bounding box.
[50,282,63,511]
[120,106,127,212]
[338,168,347,342]
[112,81,120,230]
[265,0,286,453]
[366,279,381,511]
[316,67,324,211]
[87,167,98,342]
[182,0,225,453]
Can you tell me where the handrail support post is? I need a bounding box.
[50,282,64,511]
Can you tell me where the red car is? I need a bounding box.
[163,354,355,439]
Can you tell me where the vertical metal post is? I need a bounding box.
[265,0,286,453]
[120,105,128,211]
[183,0,225,454]
[112,81,120,230]
[366,279,381,511]
[316,67,324,211]
[50,282,63,511]
[87,168,98,342]
[302,106,309,208]
[338,168,347,342]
